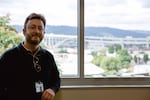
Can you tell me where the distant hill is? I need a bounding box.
[14,25,150,38]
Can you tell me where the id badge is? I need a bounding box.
[35,81,44,93]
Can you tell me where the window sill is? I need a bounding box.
[61,85,150,89]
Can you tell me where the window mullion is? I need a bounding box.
[78,0,84,79]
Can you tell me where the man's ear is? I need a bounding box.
[22,29,26,36]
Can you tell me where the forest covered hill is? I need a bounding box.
[14,25,150,38]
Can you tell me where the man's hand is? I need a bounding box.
[41,89,55,100]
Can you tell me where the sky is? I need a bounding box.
[0,0,150,31]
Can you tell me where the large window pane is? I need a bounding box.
[0,0,78,77]
[85,0,150,77]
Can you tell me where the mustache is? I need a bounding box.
[31,32,40,36]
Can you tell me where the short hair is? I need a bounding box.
[23,13,46,29]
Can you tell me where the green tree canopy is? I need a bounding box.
[143,53,149,64]
[92,47,132,75]
[0,15,23,55]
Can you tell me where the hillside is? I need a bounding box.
[14,25,150,38]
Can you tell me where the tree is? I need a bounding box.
[115,44,122,53]
[100,56,120,75]
[108,45,114,54]
[0,15,23,55]
[92,47,132,75]
[108,44,122,54]
[117,49,132,68]
[143,53,149,64]
[134,55,137,64]
[92,49,106,66]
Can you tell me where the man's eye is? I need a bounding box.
[28,26,44,31]
[38,27,43,31]
[30,26,36,29]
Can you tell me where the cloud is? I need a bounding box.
[85,0,150,30]
[0,0,150,31]
[0,0,77,26]
[138,0,150,8]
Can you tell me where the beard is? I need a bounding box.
[25,33,43,45]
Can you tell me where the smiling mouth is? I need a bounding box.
[32,36,40,40]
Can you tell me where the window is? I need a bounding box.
[84,0,150,78]
[0,0,78,77]
[1,0,150,86]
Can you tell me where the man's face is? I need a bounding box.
[23,19,45,45]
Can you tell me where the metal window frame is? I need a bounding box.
[61,0,150,87]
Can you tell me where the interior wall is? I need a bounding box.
[54,87,150,100]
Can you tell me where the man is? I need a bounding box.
[0,13,60,100]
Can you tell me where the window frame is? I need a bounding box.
[61,0,150,87]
